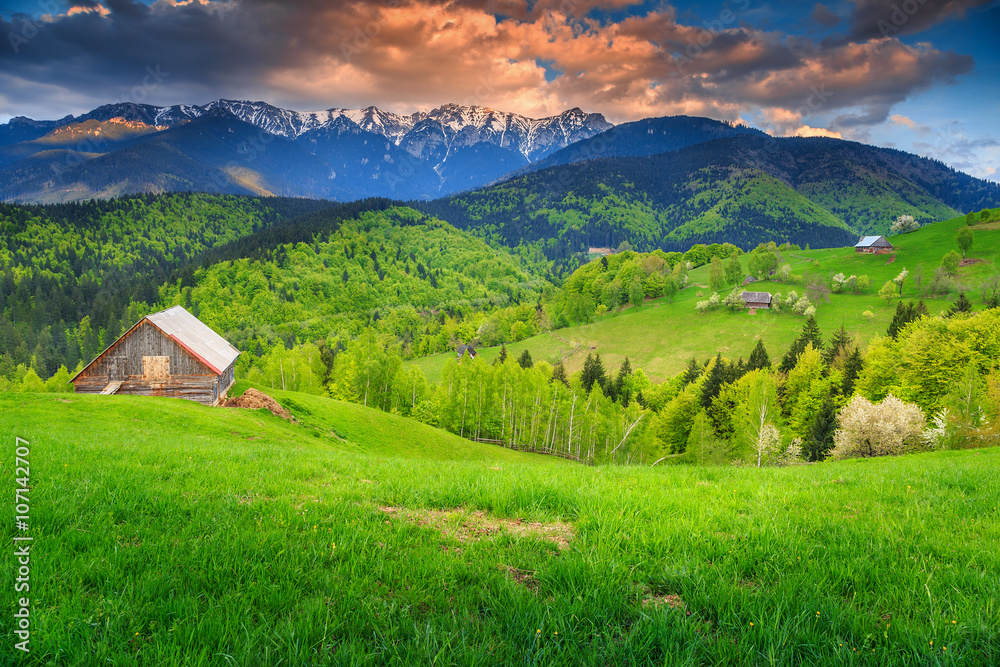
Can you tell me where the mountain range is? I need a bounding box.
[0,99,997,253]
[0,100,610,202]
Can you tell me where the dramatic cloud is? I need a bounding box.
[0,0,978,128]
[840,0,995,42]
[811,3,841,27]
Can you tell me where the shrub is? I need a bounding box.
[724,289,744,311]
[941,251,961,276]
[830,394,927,459]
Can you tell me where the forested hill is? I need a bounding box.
[418,134,1000,258]
[0,197,550,381]
[0,193,333,376]
[514,115,766,175]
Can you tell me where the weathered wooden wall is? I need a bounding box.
[77,321,212,380]
[73,320,234,406]
[74,375,221,404]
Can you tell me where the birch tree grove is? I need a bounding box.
[436,357,651,464]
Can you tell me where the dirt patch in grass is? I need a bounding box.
[221,389,292,420]
[500,564,539,592]
[378,506,574,550]
[959,258,986,267]
[641,591,685,610]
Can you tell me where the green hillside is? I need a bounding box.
[158,206,548,351]
[418,135,999,259]
[3,389,998,665]
[414,214,1000,383]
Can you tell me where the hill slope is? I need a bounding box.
[419,134,999,257]
[413,214,1000,383]
[2,389,998,664]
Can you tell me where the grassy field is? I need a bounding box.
[3,389,999,665]
[415,215,1000,383]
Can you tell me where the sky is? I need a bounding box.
[1,0,997,180]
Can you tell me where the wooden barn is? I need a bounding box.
[740,291,773,309]
[70,305,239,405]
[854,236,893,254]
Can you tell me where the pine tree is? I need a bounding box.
[551,360,569,386]
[779,317,823,373]
[947,292,973,317]
[841,347,864,396]
[682,357,702,385]
[613,357,634,406]
[517,349,533,369]
[494,344,508,366]
[581,353,606,393]
[700,354,726,409]
[747,339,771,370]
[823,325,853,365]
[804,395,837,461]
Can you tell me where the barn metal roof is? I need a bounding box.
[740,291,773,302]
[855,235,892,247]
[146,306,240,375]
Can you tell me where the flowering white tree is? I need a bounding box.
[830,394,927,459]
[893,268,909,295]
[891,215,920,234]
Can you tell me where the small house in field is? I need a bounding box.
[854,236,893,254]
[742,275,757,286]
[740,291,773,310]
[70,305,239,405]
[456,343,477,362]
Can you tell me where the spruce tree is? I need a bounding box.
[804,395,838,461]
[947,292,973,317]
[581,353,606,393]
[517,349,533,369]
[495,344,508,365]
[886,301,910,339]
[551,360,569,386]
[747,339,771,370]
[823,325,853,365]
[682,357,702,385]
[700,354,726,409]
[841,347,864,396]
[613,357,633,406]
[779,317,823,373]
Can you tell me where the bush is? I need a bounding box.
[830,394,927,459]
[941,251,961,276]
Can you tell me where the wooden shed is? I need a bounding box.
[854,236,893,254]
[740,291,773,309]
[70,305,239,405]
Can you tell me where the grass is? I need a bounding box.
[3,389,999,665]
[414,215,1000,383]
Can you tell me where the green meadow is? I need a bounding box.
[414,215,1000,383]
[3,389,999,665]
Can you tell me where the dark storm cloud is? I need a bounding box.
[841,0,995,42]
[810,3,841,27]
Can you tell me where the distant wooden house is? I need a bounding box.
[70,306,239,405]
[740,291,773,309]
[456,343,477,361]
[588,247,615,257]
[742,275,757,286]
[854,236,893,254]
